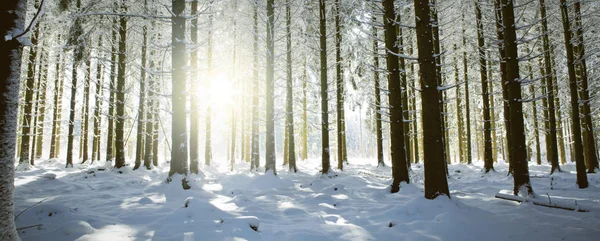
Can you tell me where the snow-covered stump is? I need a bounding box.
[495,190,589,212]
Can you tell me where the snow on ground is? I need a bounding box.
[12,158,600,241]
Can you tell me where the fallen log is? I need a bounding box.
[495,190,589,212]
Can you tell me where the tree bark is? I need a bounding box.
[475,0,493,173]
[286,1,297,173]
[501,0,534,195]
[169,0,190,189]
[0,0,26,238]
[372,16,384,168]
[250,0,259,170]
[413,0,450,199]
[559,0,588,188]
[265,0,277,175]
[383,0,409,193]
[114,3,127,169]
[319,0,330,175]
[189,0,199,174]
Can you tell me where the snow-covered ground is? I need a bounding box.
[13,158,600,241]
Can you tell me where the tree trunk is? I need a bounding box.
[524,63,541,166]
[114,5,128,169]
[80,58,91,164]
[106,18,118,163]
[205,0,214,167]
[169,0,190,188]
[335,0,346,170]
[397,17,411,167]
[301,56,308,161]
[572,1,598,173]
[18,13,41,165]
[286,1,297,173]
[33,39,49,161]
[538,0,559,173]
[501,0,534,196]
[49,37,63,159]
[461,14,472,165]
[0,0,26,238]
[265,0,277,175]
[454,44,464,164]
[319,0,330,175]
[92,35,103,163]
[559,0,588,188]
[250,0,259,170]
[66,8,84,168]
[134,23,148,171]
[493,0,512,174]
[383,0,409,193]
[413,0,450,199]
[189,0,199,174]
[372,16,384,168]
[475,0,493,173]
[488,58,497,163]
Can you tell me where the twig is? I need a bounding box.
[17,224,43,231]
[14,197,51,221]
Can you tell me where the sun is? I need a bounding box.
[199,72,235,108]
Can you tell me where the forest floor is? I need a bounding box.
[12,157,600,241]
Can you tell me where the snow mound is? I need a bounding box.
[42,173,57,180]
[59,221,94,236]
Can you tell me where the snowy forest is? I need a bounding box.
[1,0,600,240]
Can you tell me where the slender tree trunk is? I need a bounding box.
[33,40,49,161]
[572,1,598,173]
[413,0,450,199]
[286,1,297,172]
[524,60,541,166]
[189,0,200,174]
[335,0,347,170]
[397,17,411,167]
[265,0,277,175]
[205,0,214,166]
[488,58,497,163]
[383,0,409,193]
[475,0,493,173]
[143,33,156,170]
[537,0,559,173]
[493,0,512,174]
[18,13,41,165]
[134,23,148,170]
[250,0,259,170]
[501,0,534,195]
[454,44,464,164]
[461,15,472,165]
[559,0,588,188]
[372,18,384,167]
[106,18,118,163]
[92,36,103,163]
[80,57,91,164]
[409,45,419,164]
[0,1,26,239]
[301,56,308,161]
[114,5,128,169]
[66,0,84,168]
[319,0,330,175]
[49,39,63,159]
